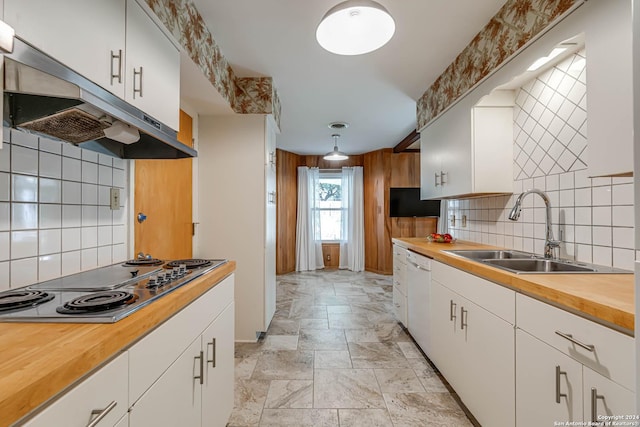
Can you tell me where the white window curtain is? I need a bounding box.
[295,167,325,271]
[339,166,365,272]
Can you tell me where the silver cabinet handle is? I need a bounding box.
[434,172,440,187]
[133,66,143,98]
[460,307,468,330]
[194,350,204,385]
[440,171,447,185]
[86,401,117,427]
[555,365,567,403]
[555,331,595,352]
[110,50,123,85]
[591,387,605,422]
[449,300,457,322]
[207,338,216,367]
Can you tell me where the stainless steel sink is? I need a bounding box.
[444,249,632,274]
[483,258,596,273]
[445,249,535,260]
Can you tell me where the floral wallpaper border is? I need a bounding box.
[417,0,579,130]
[145,0,281,129]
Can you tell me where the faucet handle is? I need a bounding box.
[547,240,561,248]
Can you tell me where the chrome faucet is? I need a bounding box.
[508,189,560,259]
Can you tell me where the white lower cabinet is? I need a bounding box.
[22,352,129,427]
[406,251,431,354]
[114,414,129,427]
[516,329,583,426]
[129,337,203,426]
[583,367,636,424]
[392,244,408,327]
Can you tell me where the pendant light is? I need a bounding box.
[316,0,395,56]
[323,134,349,161]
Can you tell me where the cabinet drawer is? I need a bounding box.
[23,352,128,427]
[516,293,634,392]
[393,245,407,259]
[432,261,515,324]
[128,275,234,404]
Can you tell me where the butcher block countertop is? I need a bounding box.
[0,261,236,427]
[394,238,634,334]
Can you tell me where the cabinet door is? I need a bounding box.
[129,338,202,427]
[516,329,583,427]
[125,0,180,130]
[455,296,515,427]
[201,303,235,427]
[392,285,407,327]
[4,0,126,98]
[428,280,462,387]
[583,367,635,424]
[114,413,129,427]
[419,132,443,200]
[23,353,128,427]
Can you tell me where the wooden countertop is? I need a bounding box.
[0,261,236,427]
[393,238,634,333]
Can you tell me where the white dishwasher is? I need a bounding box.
[406,250,432,355]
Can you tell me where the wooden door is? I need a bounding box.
[134,110,193,260]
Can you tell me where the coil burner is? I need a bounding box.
[57,291,138,315]
[0,290,54,313]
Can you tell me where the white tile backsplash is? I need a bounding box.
[0,128,131,288]
[446,50,634,271]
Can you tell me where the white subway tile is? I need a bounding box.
[113,225,126,244]
[39,229,61,255]
[98,207,112,226]
[0,203,8,231]
[113,158,127,170]
[97,226,112,246]
[38,137,62,154]
[61,251,81,276]
[98,154,113,166]
[612,176,633,185]
[592,207,612,226]
[574,225,592,245]
[81,227,98,249]
[0,143,10,172]
[612,206,634,227]
[39,152,62,179]
[612,248,635,271]
[591,186,612,206]
[559,189,574,207]
[12,175,38,202]
[10,257,38,287]
[574,188,591,207]
[613,227,634,250]
[38,254,61,281]
[0,172,9,201]
[97,246,112,267]
[98,186,111,206]
[39,178,62,203]
[81,248,98,271]
[12,203,38,230]
[11,129,38,149]
[81,149,98,163]
[62,143,82,159]
[0,232,9,261]
[612,183,633,206]
[112,207,126,226]
[574,169,591,188]
[11,230,38,259]
[592,226,612,247]
[82,205,98,227]
[62,157,81,181]
[113,168,126,188]
[98,165,113,186]
[62,181,82,205]
[81,183,98,205]
[82,161,98,184]
[112,244,127,263]
[574,207,592,225]
[40,204,62,229]
[62,205,81,228]
[545,174,560,191]
[592,246,612,267]
[0,261,8,291]
[559,172,574,190]
[575,244,592,264]
[61,228,81,252]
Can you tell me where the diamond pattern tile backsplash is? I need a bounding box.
[446,49,635,271]
[513,50,587,180]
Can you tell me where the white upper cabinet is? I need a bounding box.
[125,0,180,131]
[4,0,126,98]
[4,0,180,131]
[420,90,514,200]
[584,0,632,177]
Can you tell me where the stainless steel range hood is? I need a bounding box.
[3,37,196,159]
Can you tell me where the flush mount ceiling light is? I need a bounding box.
[323,134,349,161]
[316,0,395,55]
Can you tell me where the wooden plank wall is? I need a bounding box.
[276,149,435,275]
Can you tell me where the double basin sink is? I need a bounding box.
[444,250,631,274]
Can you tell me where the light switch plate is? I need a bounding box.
[110,187,120,210]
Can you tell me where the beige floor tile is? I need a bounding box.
[298,328,347,351]
[348,342,411,369]
[262,335,299,350]
[264,380,313,409]
[314,350,353,369]
[327,304,352,314]
[373,368,425,393]
[252,350,314,380]
[266,318,300,335]
[314,368,386,409]
[338,409,394,427]
[235,356,259,379]
[383,392,474,427]
[328,313,374,329]
[299,318,329,329]
[228,379,270,426]
[259,409,339,426]
[397,341,424,359]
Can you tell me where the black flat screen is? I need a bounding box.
[389,188,441,217]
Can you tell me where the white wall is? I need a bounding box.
[0,129,130,290]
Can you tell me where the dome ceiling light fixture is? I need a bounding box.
[323,134,349,161]
[316,0,395,56]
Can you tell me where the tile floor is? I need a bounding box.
[230,270,474,427]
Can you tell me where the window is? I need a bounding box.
[316,172,343,241]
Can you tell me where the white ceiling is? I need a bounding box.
[183,0,507,155]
